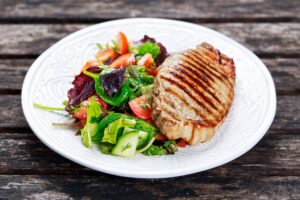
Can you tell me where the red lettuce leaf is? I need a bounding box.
[67,66,101,107]
[100,67,126,97]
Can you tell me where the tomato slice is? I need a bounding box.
[81,59,99,72]
[93,95,108,109]
[156,134,168,141]
[73,95,107,120]
[137,53,155,68]
[146,67,160,76]
[110,53,135,69]
[73,106,87,120]
[177,138,187,147]
[117,32,129,54]
[96,49,117,62]
[129,95,152,120]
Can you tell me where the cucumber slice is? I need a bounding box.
[111,132,138,157]
[123,127,136,134]
[123,119,136,127]
[137,130,148,148]
[122,129,149,149]
[136,137,155,153]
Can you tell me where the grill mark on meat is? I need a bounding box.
[182,54,231,98]
[164,88,199,115]
[153,104,177,127]
[187,50,231,85]
[199,44,234,67]
[183,52,234,99]
[180,57,231,101]
[184,51,226,81]
[152,42,235,145]
[192,49,228,78]
[159,108,178,125]
[177,62,209,83]
[168,70,219,113]
[190,49,233,86]
[215,49,221,65]
[163,87,215,126]
[160,94,181,121]
[177,63,222,105]
[160,76,213,115]
[188,55,230,87]
[181,54,218,84]
[160,76,220,126]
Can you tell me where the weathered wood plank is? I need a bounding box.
[0,95,27,128]
[1,58,299,95]
[0,175,299,199]
[0,132,299,177]
[0,23,299,56]
[0,0,299,22]
[0,59,32,92]
[264,58,300,94]
[0,95,298,130]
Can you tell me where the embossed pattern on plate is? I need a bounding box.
[22,18,276,178]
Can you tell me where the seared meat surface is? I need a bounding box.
[152,42,235,145]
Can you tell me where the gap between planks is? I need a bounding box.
[0,17,300,24]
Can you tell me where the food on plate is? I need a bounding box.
[33,32,235,157]
[152,42,235,144]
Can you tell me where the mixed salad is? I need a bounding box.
[34,32,187,157]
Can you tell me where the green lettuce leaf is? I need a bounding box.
[101,118,136,144]
[137,41,160,59]
[81,96,102,148]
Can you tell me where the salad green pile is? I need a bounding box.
[33,32,183,157]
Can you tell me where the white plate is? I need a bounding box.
[22,18,276,178]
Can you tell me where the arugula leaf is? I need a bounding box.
[33,103,65,111]
[97,43,104,50]
[81,96,102,148]
[127,65,154,100]
[137,41,160,59]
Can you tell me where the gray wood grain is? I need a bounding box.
[0,0,299,22]
[0,1,299,199]
[0,23,299,56]
[0,59,31,92]
[1,58,299,95]
[0,132,299,177]
[0,175,299,199]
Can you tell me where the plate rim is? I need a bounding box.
[21,18,277,178]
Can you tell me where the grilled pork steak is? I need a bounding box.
[152,42,235,145]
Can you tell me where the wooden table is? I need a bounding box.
[0,1,299,199]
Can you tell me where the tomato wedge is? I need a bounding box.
[73,106,87,120]
[81,59,99,72]
[146,67,160,76]
[73,95,107,120]
[137,53,155,68]
[117,32,129,54]
[110,53,135,69]
[129,95,152,120]
[177,138,187,147]
[156,134,168,141]
[93,95,108,109]
[96,49,117,63]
